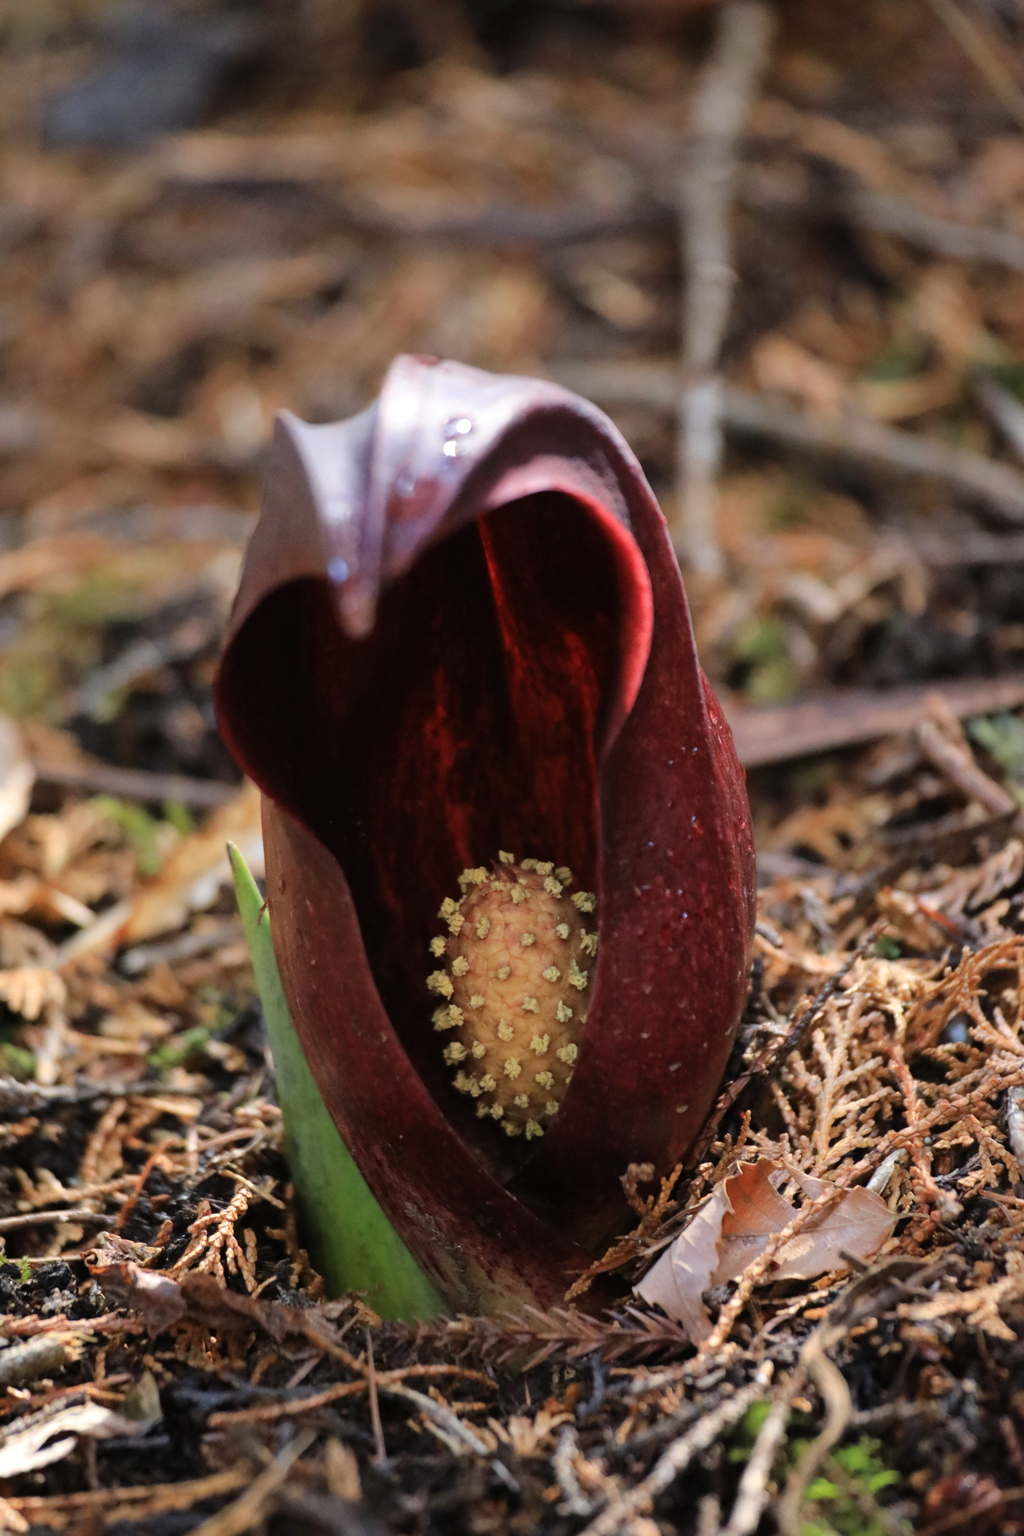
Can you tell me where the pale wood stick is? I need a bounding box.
[677,1,774,576]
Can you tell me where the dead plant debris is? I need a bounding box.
[9,1,1024,1532]
[8,543,1024,1534]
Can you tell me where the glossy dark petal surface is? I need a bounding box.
[216,356,755,1311]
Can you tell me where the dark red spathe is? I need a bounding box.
[216,356,754,1313]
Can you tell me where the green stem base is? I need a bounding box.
[229,841,446,1321]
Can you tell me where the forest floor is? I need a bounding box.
[6,0,1024,1531]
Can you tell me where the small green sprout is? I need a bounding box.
[229,844,445,1321]
[727,1412,906,1536]
[93,796,166,876]
[148,1025,211,1069]
[797,1438,906,1536]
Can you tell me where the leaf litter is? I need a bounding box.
[10,0,1024,1532]
[8,609,1024,1533]
[636,1160,896,1343]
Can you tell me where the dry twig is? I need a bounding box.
[916,706,1017,821]
[366,1326,386,1464]
[848,188,1024,274]
[924,0,1024,132]
[776,1327,853,1535]
[677,1,774,575]
[189,1430,315,1536]
[720,1373,805,1536]
[553,363,1024,525]
[33,759,236,809]
[578,1365,774,1536]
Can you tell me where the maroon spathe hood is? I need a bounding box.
[215,355,755,1314]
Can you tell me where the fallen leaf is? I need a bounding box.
[0,1399,155,1478]
[118,779,263,943]
[635,1158,896,1341]
[86,1259,186,1335]
[176,1270,304,1336]
[85,1259,350,1350]
[633,1174,731,1343]
[750,333,848,417]
[0,716,34,846]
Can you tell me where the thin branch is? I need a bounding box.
[853,188,1024,274]
[720,1372,805,1536]
[551,363,1024,524]
[3,1468,251,1523]
[386,1384,519,1492]
[365,1326,386,1465]
[976,376,1024,462]
[188,1428,315,1536]
[0,1208,113,1235]
[723,673,1024,769]
[553,1426,595,1516]
[33,758,237,809]
[579,1365,774,1536]
[61,614,219,724]
[916,716,1017,818]
[924,0,1024,132]
[346,175,1024,276]
[697,1496,723,1536]
[723,385,1024,522]
[776,1328,853,1536]
[677,0,774,576]
[152,131,1024,286]
[1006,1086,1024,1178]
[0,1075,205,1118]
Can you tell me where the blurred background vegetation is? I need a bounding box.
[5,0,1024,781]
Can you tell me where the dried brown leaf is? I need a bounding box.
[635,1158,896,1340]
[119,780,262,943]
[85,1260,358,1360]
[0,1400,155,1479]
[86,1260,186,1336]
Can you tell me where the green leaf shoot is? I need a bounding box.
[228,841,446,1321]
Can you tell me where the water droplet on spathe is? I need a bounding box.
[396,469,417,496]
[327,557,349,583]
[441,417,474,457]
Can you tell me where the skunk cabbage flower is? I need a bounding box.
[215,356,754,1314]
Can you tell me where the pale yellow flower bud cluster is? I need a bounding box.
[428,855,597,1138]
